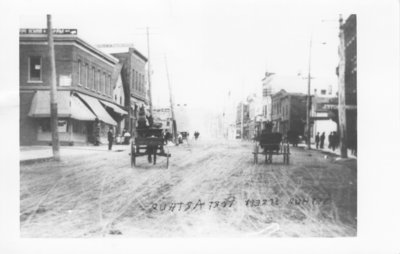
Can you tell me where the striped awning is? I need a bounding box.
[75,93,117,126]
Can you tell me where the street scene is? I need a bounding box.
[19,6,357,238]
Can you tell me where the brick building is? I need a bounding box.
[111,48,148,136]
[20,29,127,145]
[271,89,307,135]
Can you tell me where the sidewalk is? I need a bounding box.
[297,143,357,159]
[20,144,130,163]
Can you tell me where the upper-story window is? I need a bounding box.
[91,67,95,90]
[78,60,83,86]
[108,75,112,96]
[85,64,89,88]
[131,70,136,90]
[29,56,42,82]
[141,74,144,93]
[101,73,106,94]
[95,70,100,92]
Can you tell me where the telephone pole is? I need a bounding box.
[164,55,178,144]
[306,37,312,150]
[147,27,153,115]
[47,14,60,160]
[338,14,348,158]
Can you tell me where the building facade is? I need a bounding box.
[261,72,274,123]
[236,102,250,139]
[343,14,357,153]
[112,48,148,136]
[152,108,173,133]
[20,30,127,145]
[271,90,307,136]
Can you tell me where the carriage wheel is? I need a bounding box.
[153,147,157,165]
[254,144,259,164]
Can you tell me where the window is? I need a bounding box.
[38,119,50,132]
[29,56,42,81]
[85,64,89,88]
[78,60,83,86]
[131,70,136,90]
[141,74,144,93]
[95,70,100,91]
[101,73,106,94]
[107,75,112,96]
[321,89,327,95]
[135,71,138,91]
[90,67,94,90]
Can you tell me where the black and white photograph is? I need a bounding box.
[1,0,400,253]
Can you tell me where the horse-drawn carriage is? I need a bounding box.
[253,131,290,164]
[130,106,171,168]
[131,128,171,168]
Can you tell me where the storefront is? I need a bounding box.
[28,90,125,145]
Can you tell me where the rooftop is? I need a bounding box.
[20,31,119,65]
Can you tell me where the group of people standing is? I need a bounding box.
[315,131,339,151]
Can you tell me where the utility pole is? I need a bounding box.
[164,55,178,144]
[338,14,348,158]
[47,15,60,160]
[306,37,312,150]
[146,27,153,116]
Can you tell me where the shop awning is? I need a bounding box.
[76,93,117,126]
[100,100,127,115]
[70,95,97,121]
[28,91,96,121]
[28,91,71,117]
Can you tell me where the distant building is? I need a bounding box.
[111,63,126,135]
[310,96,338,142]
[246,94,263,139]
[112,48,148,136]
[175,103,191,133]
[261,72,274,122]
[271,89,307,135]
[20,29,127,145]
[236,102,250,139]
[152,108,173,133]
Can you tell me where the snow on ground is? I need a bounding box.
[20,139,356,237]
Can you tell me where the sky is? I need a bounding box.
[18,0,353,134]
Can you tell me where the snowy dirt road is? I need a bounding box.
[20,139,356,237]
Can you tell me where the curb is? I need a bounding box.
[20,157,54,165]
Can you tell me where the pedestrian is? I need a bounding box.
[108,128,114,150]
[332,131,339,151]
[315,132,320,149]
[320,132,325,149]
[328,132,333,150]
[123,130,131,145]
